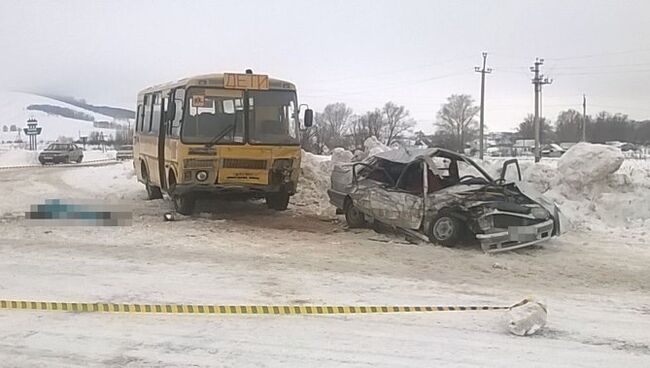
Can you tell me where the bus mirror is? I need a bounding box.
[303,109,313,128]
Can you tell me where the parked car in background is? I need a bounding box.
[38,143,83,164]
[541,143,566,157]
[115,144,133,160]
[328,147,566,253]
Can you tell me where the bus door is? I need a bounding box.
[157,93,169,190]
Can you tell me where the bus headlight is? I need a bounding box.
[272,159,293,170]
[195,170,208,182]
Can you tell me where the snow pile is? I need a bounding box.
[330,147,353,164]
[293,137,387,217]
[508,143,650,230]
[504,298,548,336]
[292,150,337,217]
[364,136,390,157]
[0,148,39,166]
[556,143,624,189]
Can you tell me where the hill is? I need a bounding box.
[0,91,127,142]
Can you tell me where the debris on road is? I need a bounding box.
[505,298,548,336]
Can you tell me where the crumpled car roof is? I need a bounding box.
[372,147,461,164]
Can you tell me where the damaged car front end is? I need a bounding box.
[327,148,565,253]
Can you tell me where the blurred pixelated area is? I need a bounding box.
[25,199,132,226]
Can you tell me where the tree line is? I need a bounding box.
[302,94,650,154]
[300,101,416,154]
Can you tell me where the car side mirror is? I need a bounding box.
[303,109,314,128]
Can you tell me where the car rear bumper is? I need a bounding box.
[476,219,554,253]
[39,156,65,164]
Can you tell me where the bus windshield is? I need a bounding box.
[182,88,245,145]
[248,90,299,145]
[181,88,299,145]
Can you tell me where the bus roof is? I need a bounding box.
[137,73,296,97]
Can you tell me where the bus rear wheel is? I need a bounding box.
[142,163,162,200]
[266,191,289,211]
[173,194,195,215]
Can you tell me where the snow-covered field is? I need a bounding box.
[0,145,649,367]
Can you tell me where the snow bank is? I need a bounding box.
[492,143,650,230]
[60,161,139,200]
[291,150,337,217]
[0,148,39,166]
[504,298,548,336]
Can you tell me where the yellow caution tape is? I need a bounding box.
[0,299,529,315]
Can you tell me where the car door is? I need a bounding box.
[72,145,81,161]
[349,161,396,216]
[369,160,424,230]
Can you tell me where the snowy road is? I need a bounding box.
[1,162,649,367]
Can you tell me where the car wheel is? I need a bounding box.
[344,200,366,228]
[76,156,83,163]
[429,214,461,247]
[173,194,195,215]
[266,191,289,211]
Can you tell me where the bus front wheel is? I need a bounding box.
[266,191,289,211]
[173,194,195,215]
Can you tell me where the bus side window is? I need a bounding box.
[135,104,143,132]
[143,94,153,133]
[170,89,184,137]
[151,93,162,133]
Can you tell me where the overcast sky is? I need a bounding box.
[1,0,649,132]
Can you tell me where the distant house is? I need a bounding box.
[513,139,535,156]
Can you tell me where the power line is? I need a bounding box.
[546,47,650,61]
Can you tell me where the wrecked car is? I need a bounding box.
[327,147,565,253]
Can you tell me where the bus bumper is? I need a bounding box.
[171,182,296,198]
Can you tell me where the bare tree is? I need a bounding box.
[349,109,384,150]
[314,102,353,150]
[555,109,582,142]
[382,102,415,146]
[516,114,554,143]
[435,94,480,152]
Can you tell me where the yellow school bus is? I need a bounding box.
[133,70,313,214]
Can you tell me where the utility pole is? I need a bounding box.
[582,94,587,142]
[475,52,492,159]
[530,58,552,163]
